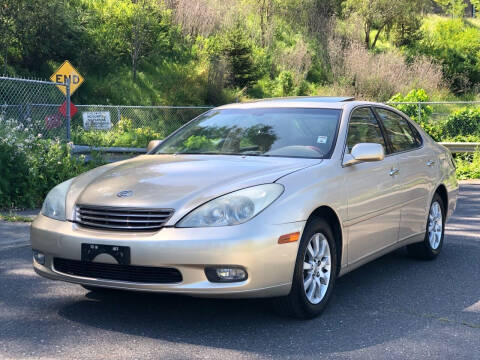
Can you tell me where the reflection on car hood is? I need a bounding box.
[67,154,321,220]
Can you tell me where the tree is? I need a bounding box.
[389,1,425,47]
[258,0,275,47]
[0,0,87,75]
[344,0,427,49]
[87,0,178,81]
[416,17,480,92]
[222,25,258,89]
[434,0,467,18]
[130,0,151,82]
[129,0,177,81]
[0,1,17,74]
[278,0,341,35]
[470,0,480,16]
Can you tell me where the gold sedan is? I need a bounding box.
[31,97,458,318]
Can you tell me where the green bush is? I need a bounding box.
[415,17,480,92]
[0,118,102,208]
[444,107,480,138]
[455,150,480,180]
[72,117,164,148]
[250,71,316,99]
[389,89,433,123]
[446,134,480,142]
[0,139,100,209]
[277,71,296,97]
[0,142,32,208]
[27,140,101,206]
[389,89,444,141]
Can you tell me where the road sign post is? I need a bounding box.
[66,79,71,142]
[50,60,84,142]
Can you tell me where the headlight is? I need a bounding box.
[41,179,73,221]
[177,184,284,227]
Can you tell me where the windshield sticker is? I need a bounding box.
[317,136,328,144]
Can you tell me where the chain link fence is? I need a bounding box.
[3,76,480,149]
[0,76,70,141]
[71,105,212,147]
[0,76,212,147]
[387,101,480,122]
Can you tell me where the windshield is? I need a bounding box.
[153,108,342,158]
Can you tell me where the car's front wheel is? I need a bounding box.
[407,193,445,260]
[273,218,337,319]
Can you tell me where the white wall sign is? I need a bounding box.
[82,111,112,130]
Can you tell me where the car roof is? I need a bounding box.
[216,97,376,110]
[253,96,355,103]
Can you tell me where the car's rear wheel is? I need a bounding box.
[407,193,445,260]
[273,218,337,319]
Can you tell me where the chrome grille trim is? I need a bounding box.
[74,205,174,232]
[77,209,171,218]
[79,215,169,223]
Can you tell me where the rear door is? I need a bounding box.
[374,107,435,241]
[343,107,401,266]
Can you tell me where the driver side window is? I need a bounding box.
[346,107,386,153]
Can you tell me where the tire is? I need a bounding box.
[407,193,445,260]
[273,218,337,319]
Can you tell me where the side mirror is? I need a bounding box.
[147,139,162,153]
[343,143,384,167]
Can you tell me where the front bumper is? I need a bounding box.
[31,214,305,298]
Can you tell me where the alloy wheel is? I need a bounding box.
[428,201,443,250]
[303,233,331,304]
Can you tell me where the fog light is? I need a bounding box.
[205,267,247,283]
[33,250,45,265]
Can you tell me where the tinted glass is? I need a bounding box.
[375,108,420,153]
[154,108,341,158]
[346,107,386,152]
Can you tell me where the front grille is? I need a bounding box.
[74,205,174,232]
[53,258,182,283]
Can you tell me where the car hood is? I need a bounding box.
[66,154,321,222]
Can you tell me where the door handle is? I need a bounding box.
[426,160,435,167]
[389,168,399,176]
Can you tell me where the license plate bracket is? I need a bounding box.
[81,244,130,265]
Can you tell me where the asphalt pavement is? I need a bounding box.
[0,184,479,359]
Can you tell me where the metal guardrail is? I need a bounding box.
[71,142,479,164]
[71,145,147,163]
[439,142,480,153]
[71,145,147,154]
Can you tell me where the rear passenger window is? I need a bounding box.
[375,108,421,153]
[346,107,386,152]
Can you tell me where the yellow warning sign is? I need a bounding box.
[50,60,84,95]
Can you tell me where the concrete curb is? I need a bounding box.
[458,180,480,185]
[0,209,39,222]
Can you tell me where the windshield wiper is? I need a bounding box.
[158,151,273,157]
[229,153,272,157]
[170,152,244,156]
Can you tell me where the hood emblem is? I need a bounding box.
[117,190,133,198]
